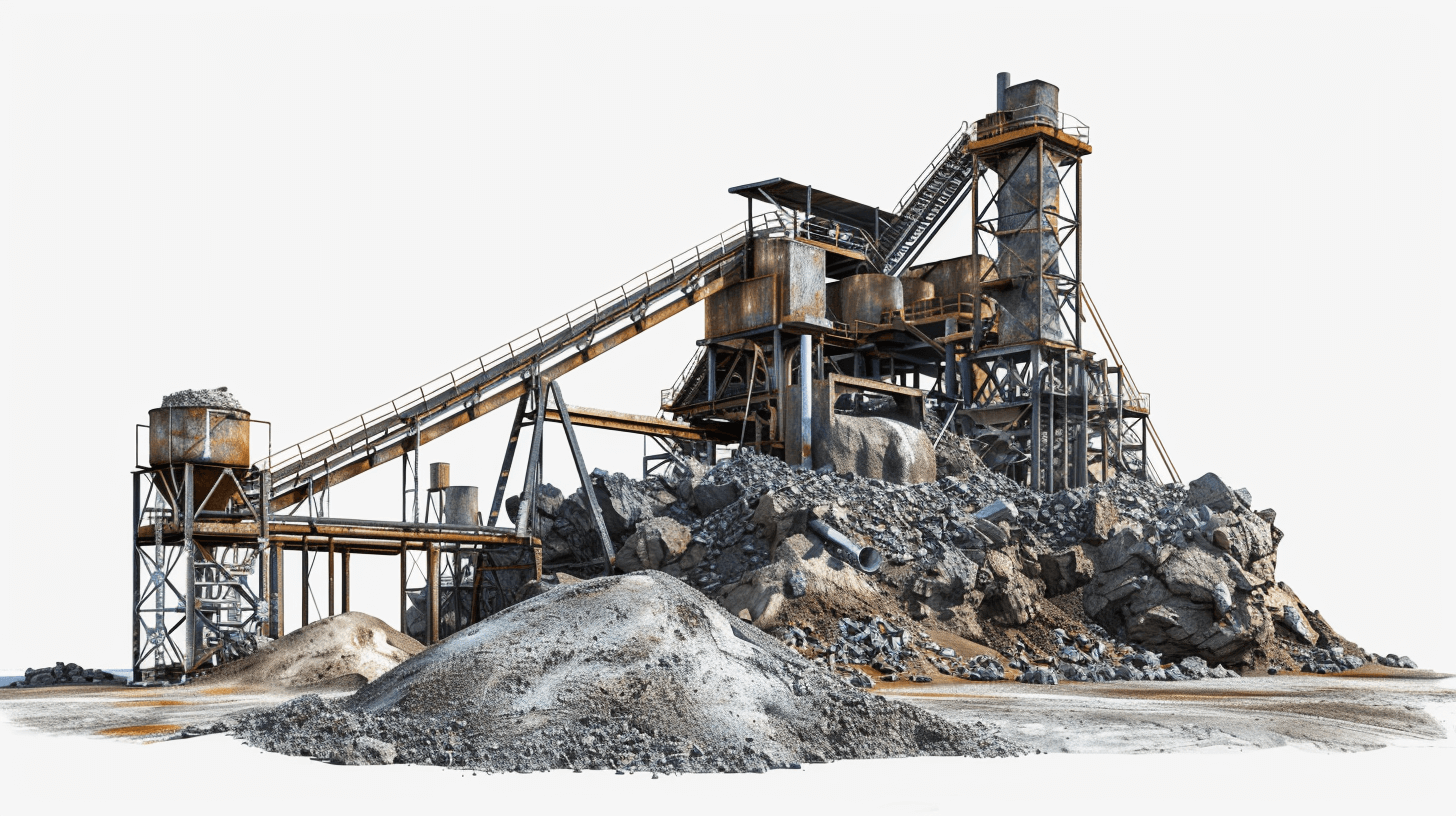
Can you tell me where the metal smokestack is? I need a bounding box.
[996,72,1010,110]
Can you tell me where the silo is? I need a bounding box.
[995,79,1062,283]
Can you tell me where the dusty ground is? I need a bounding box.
[1,666,1447,754]
[878,666,1453,753]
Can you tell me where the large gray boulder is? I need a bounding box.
[615,517,692,573]
[813,415,935,485]
[1082,519,1276,667]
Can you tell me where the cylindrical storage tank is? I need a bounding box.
[148,406,251,468]
[924,254,994,298]
[148,403,251,512]
[443,486,480,526]
[900,278,935,307]
[839,273,902,328]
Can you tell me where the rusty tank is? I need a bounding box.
[900,277,935,306]
[838,273,902,327]
[148,404,252,512]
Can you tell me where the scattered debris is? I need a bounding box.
[8,663,125,688]
[160,387,244,410]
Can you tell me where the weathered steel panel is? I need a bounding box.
[901,278,935,306]
[839,273,902,327]
[705,275,777,338]
[148,407,251,467]
[443,485,479,526]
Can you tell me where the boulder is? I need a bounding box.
[1084,500,1120,542]
[1039,546,1093,596]
[615,517,692,573]
[974,498,1019,524]
[713,533,881,626]
[979,549,1040,626]
[1188,473,1244,513]
[692,480,741,516]
[814,415,935,485]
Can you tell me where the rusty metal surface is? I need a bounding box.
[705,274,777,338]
[923,254,995,296]
[839,273,902,328]
[148,407,250,468]
[429,462,450,491]
[443,486,478,525]
[900,278,935,306]
[542,405,734,442]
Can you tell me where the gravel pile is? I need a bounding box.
[8,662,124,688]
[232,572,1023,771]
[195,611,423,690]
[525,449,1408,675]
[160,387,244,410]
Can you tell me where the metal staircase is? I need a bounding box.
[876,123,979,276]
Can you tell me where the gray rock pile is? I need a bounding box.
[231,572,1023,772]
[9,662,124,687]
[509,450,1409,676]
[160,387,244,410]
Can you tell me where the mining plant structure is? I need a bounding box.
[129,73,1175,683]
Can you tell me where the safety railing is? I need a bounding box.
[256,213,783,484]
[971,106,1090,143]
[660,346,705,412]
[892,122,973,216]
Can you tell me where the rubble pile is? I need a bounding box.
[522,449,1408,678]
[232,573,1023,772]
[8,662,124,688]
[160,387,245,411]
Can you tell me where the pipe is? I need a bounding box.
[808,519,883,573]
[996,72,1010,111]
[799,333,812,469]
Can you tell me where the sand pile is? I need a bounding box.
[160,387,245,410]
[196,612,423,690]
[233,572,1022,771]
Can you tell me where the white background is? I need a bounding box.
[1,0,1451,805]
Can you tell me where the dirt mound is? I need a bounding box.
[196,612,422,690]
[233,573,1022,772]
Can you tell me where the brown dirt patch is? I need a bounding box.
[96,724,181,737]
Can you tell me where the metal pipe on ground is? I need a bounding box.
[808,519,882,573]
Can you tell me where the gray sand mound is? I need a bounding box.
[234,572,1022,772]
[197,611,423,690]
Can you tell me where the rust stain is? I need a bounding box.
[97,724,181,737]
[113,700,190,707]
[198,686,242,696]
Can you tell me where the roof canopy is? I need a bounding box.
[728,178,896,234]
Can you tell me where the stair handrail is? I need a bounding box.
[256,213,777,480]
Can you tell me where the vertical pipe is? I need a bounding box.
[341,550,351,613]
[799,333,813,469]
[327,539,336,617]
[400,449,408,632]
[183,464,196,672]
[996,72,1010,111]
[871,356,881,380]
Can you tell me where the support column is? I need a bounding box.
[943,318,958,398]
[773,328,784,444]
[799,333,813,470]
[489,393,529,526]
[131,472,141,683]
[327,539,336,617]
[341,549,351,613]
[550,380,615,572]
[706,345,717,404]
[427,544,440,645]
[183,464,196,672]
[301,537,310,627]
